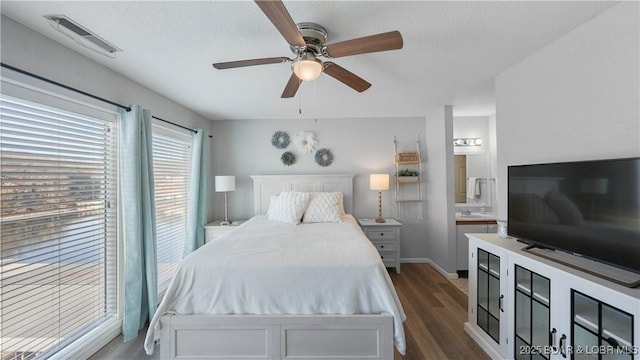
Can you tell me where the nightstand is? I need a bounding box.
[204,220,244,243]
[357,218,402,274]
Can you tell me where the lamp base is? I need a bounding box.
[375,190,385,223]
[220,220,232,226]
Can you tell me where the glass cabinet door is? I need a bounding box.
[477,248,502,343]
[514,265,551,360]
[572,290,634,360]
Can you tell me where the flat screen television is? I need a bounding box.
[508,157,640,281]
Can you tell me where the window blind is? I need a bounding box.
[152,123,192,292]
[0,95,117,359]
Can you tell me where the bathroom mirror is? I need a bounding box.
[454,152,491,207]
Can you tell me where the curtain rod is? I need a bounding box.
[1,63,132,111]
[1,62,211,137]
[152,115,196,134]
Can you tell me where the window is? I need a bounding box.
[0,94,118,359]
[152,122,192,292]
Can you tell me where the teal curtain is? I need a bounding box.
[118,105,158,342]
[184,129,210,255]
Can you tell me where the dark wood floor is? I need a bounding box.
[90,263,489,360]
[389,263,489,360]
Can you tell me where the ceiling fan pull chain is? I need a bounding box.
[298,80,302,115]
[314,78,319,115]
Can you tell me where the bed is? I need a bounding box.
[144,174,406,359]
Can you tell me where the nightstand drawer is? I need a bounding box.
[379,252,396,265]
[357,218,401,274]
[205,220,245,243]
[366,228,398,240]
[372,241,396,252]
[206,230,231,242]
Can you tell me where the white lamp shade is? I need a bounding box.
[215,176,236,192]
[292,53,323,81]
[370,174,390,191]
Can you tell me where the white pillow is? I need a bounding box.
[337,192,346,216]
[268,191,310,224]
[266,195,279,215]
[303,192,343,223]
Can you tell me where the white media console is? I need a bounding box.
[465,233,640,360]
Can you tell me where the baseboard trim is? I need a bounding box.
[400,258,429,263]
[401,258,458,279]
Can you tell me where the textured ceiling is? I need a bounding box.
[1,1,616,120]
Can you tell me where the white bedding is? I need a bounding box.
[144,214,406,354]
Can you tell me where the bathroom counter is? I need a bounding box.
[455,213,497,224]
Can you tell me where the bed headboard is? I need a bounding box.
[251,174,355,216]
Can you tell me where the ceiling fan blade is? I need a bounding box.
[323,62,371,93]
[281,73,301,98]
[212,57,289,70]
[324,31,403,58]
[255,0,306,47]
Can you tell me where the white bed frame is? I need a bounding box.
[158,174,396,360]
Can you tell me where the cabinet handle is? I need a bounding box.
[606,336,620,348]
[499,295,504,312]
[559,334,567,358]
[380,233,384,236]
[549,328,557,349]
[380,245,384,248]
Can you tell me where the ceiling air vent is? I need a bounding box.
[44,15,122,58]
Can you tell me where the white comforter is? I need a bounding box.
[144,215,406,354]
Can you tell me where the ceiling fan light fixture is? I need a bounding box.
[292,53,323,81]
[212,2,403,98]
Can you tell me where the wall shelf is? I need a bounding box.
[396,176,420,184]
[393,136,422,210]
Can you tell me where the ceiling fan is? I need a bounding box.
[212,0,403,98]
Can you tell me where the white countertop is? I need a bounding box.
[455,213,497,221]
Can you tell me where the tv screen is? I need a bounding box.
[508,157,640,274]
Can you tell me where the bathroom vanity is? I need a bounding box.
[456,213,497,273]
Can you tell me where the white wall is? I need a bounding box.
[211,113,459,272]
[495,2,640,219]
[453,116,490,154]
[424,105,457,274]
[211,116,438,261]
[488,114,498,211]
[1,15,460,273]
[1,15,216,215]
[1,16,212,131]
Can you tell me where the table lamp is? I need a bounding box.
[370,174,389,223]
[215,175,235,225]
